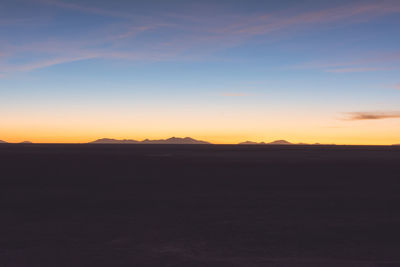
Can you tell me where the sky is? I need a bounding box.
[1,0,400,144]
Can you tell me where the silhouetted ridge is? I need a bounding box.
[238,140,292,145]
[145,137,210,144]
[20,141,32,144]
[239,141,266,145]
[267,140,292,145]
[90,138,139,144]
[90,137,210,144]
[0,140,7,144]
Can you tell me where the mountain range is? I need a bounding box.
[90,137,210,144]
[91,138,296,145]
[0,140,33,144]
[239,140,292,145]
[90,138,139,144]
[1,138,398,145]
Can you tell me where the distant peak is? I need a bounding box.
[239,140,292,145]
[0,140,7,144]
[267,140,292,145]
[146,137,209,144]
[90,138,139,144]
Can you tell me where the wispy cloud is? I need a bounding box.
[36,0,131,18]
[344,111,400,120]
[3,0,400,77]
[115,25,157,40]
[296,50,400,74]
[182,1,400,38]
[326,67,390,73]
[36,0,400,38]
[297,51,400,69]
[0,54,100,76]
[0,18,34,27]
[16,55,98,72]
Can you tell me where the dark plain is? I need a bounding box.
[1,144,400,267]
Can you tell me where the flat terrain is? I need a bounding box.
[1,144,400,267]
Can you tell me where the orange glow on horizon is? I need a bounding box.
[1,129,399,145]
[1,107,399,145]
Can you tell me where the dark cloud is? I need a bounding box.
[345,112,400,120]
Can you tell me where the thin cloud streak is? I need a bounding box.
[37,0,131,18]
[0,55,99,76]
[296,52,400,69]
[36,0,400,39]
[177,1,400,37]
[326,67,389,73]
[296,51,400,73]
[0,18,35,27]
[0,49,188,77]
[344,112,400,120]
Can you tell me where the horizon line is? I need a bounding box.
[1,136,399,146]
[1,140,399,146]
[1,143,399,147]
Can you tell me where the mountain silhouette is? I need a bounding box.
[239,140,292,145]
[267,140,292,145]
[0,140,7,143]
[141,137,210,144]
[90,138,139,144]
[20,141,32,144]
[90,137,210,144]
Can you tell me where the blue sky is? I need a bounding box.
[1,0,400,144]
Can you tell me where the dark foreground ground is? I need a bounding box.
[1,144,400,267]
